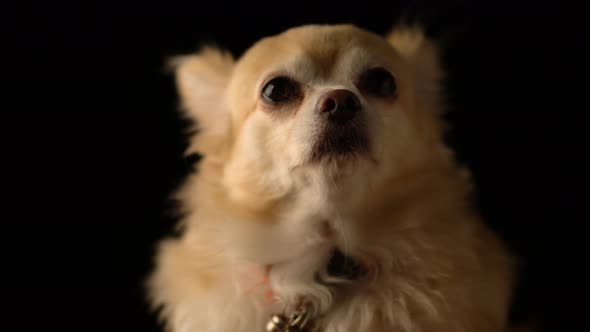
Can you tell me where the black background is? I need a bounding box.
[6,1,587,331]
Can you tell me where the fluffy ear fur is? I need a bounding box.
[387,26,444,113]
[170,47,235,158]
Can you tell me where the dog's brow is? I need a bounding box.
[263,55,319,84]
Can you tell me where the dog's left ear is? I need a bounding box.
[387,26,444,113]
[169,47,235,157]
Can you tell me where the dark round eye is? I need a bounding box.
[357,67,397,97]
[261,76,302,104]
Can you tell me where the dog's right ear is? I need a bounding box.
[169,47,235,158]
[387,26,443,114]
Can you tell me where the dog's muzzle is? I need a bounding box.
[309,89,369,162]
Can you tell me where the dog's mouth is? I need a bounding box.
[308,122,369,163]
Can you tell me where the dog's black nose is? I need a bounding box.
[317,89,361,124]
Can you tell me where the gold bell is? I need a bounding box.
[266,301,313,332]
[266,314,289,332]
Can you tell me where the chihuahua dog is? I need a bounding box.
[148,24,514,332]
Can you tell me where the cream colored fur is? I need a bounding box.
[147,24,514,332]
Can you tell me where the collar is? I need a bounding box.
[265,249,366,332]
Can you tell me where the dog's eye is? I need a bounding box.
[357,68,397,97]
[261,77,302,104]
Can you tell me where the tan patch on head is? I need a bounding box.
[281,25,398,74]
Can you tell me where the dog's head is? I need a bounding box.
[174,24,446,212]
